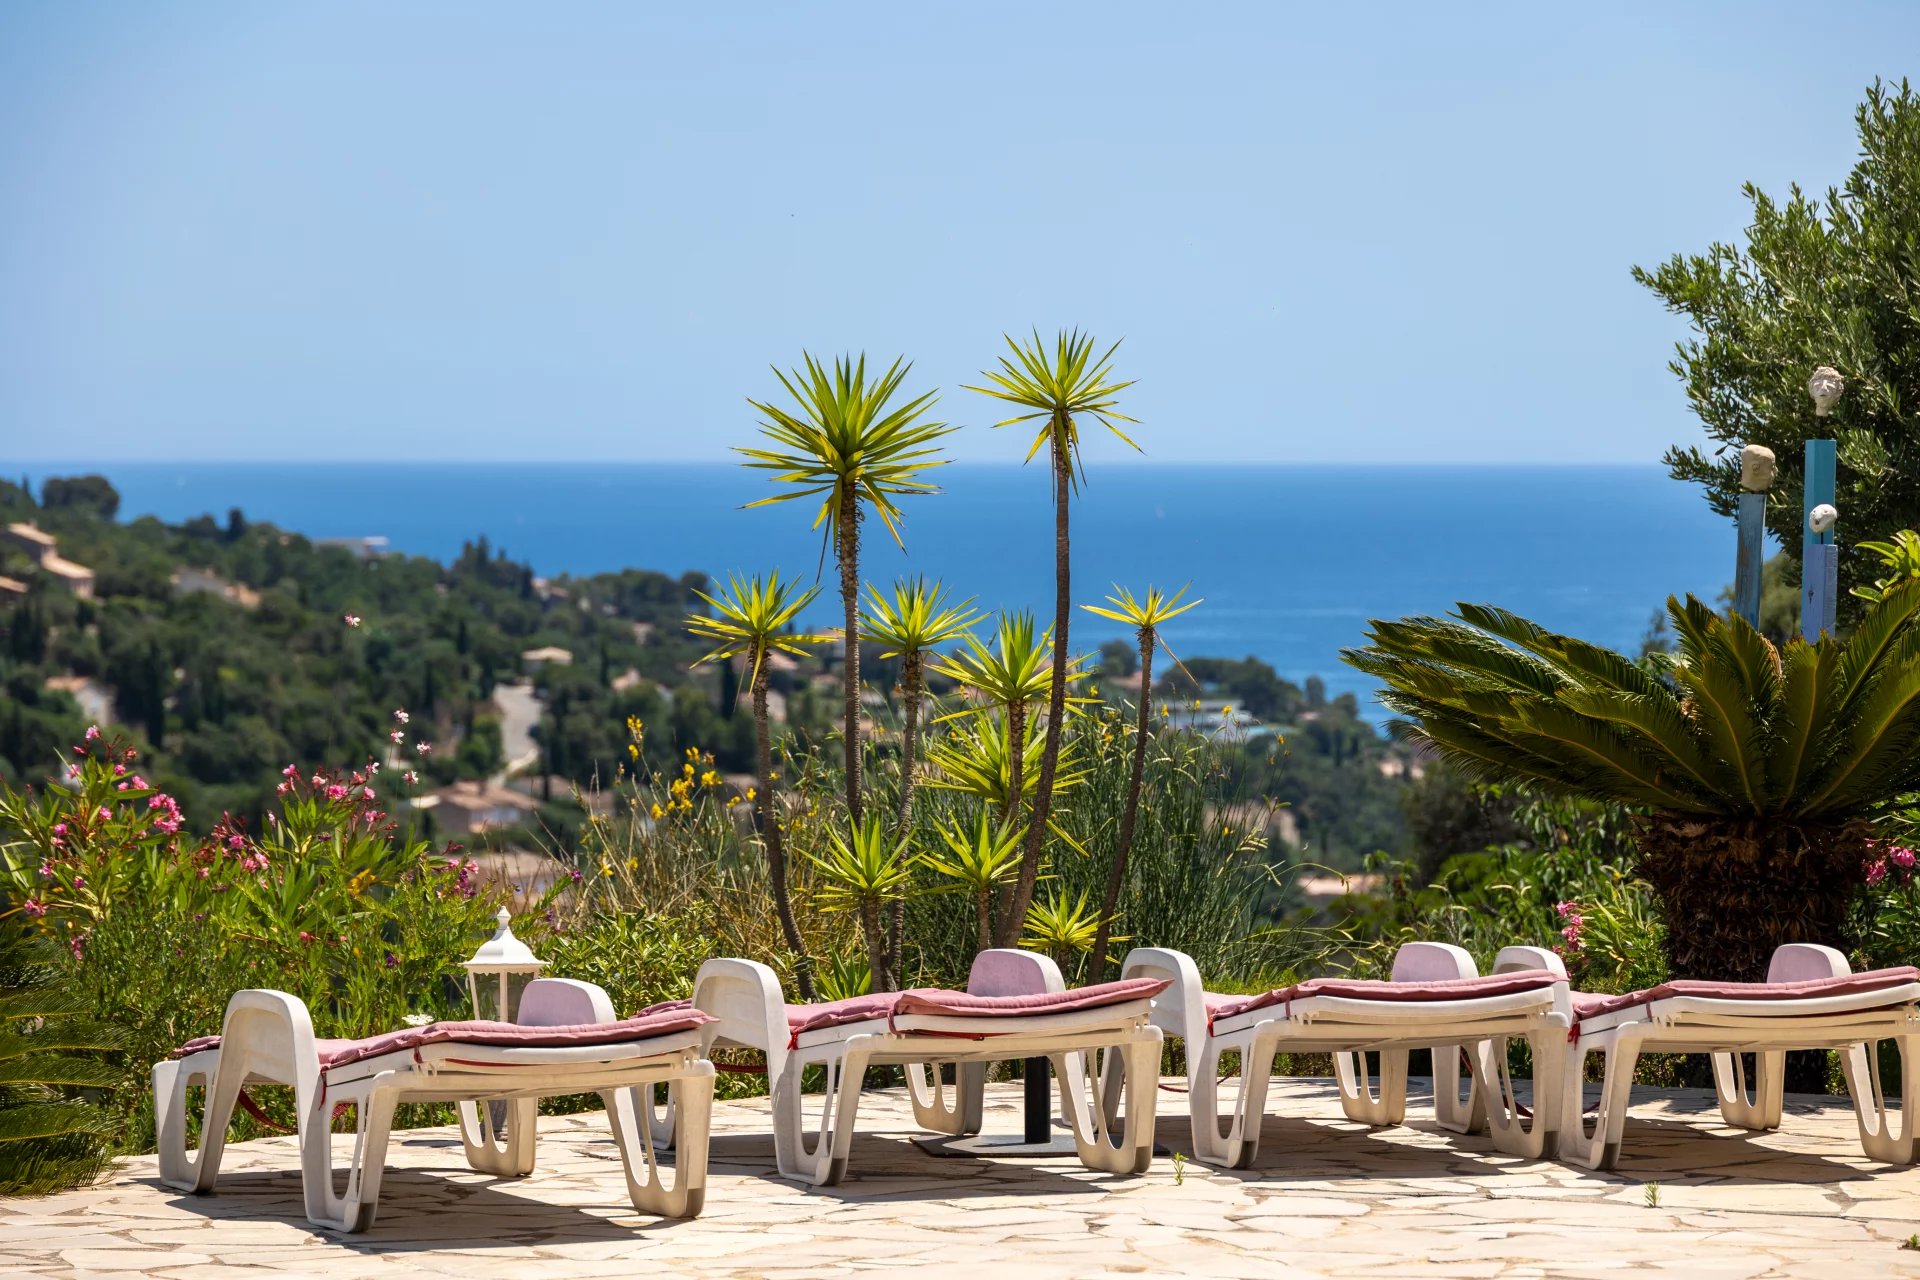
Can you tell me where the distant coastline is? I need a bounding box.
[4,461,1736,713]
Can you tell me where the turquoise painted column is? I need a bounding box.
[1802,366,1847,642]
[1802,438,1837,642]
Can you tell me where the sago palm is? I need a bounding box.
[806,813,918,995]
[862,577,980,980]
[925,809,1025,953]
[1343,582,1920,981]
[1080,584,1200,978]
[688,571,825,998]
[741,353,955,827]
[968,330,1136,945]
[0,929,120,1196]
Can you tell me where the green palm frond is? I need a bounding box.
[929,612,1054,717]
[1020,888,1106,957]
[805,814,918,910]
[924,715,1089,814]
[739,352,956,550]
[686,571,824,690]
[923,810,1025,895]
[1345,587,1920,821]
[964,330,1138,488]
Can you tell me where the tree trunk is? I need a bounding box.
[975,888,993,954]
[1090,630,1153,980]
[861,899,892,996]
[999,429,1073,947]
[755,663,815,999]
[994,700,1028,927]
[1634,813,1873,1094]
[838,489,864,829]
[885,656,922,987]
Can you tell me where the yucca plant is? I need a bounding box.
[1081,583,1200,978]
[1344,583,1920,980]
[741,354,955,828]
[968,331,1137,945]
[807,814,918,994]
[1020,888,1105,975]
[864,578,980,983]
[688,571,826,998]
[924,810,1025,952]
[930,612,1055,828]
[923,710,1088,842]
[0,928,120,1196]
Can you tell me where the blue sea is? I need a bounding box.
[10,462,1739,715]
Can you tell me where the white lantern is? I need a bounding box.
[463,908,545,1023]
[1808,366,1845,417]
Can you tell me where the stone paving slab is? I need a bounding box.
[4,1078,1917,1278]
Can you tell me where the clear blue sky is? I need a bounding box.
[1,2,1913,464]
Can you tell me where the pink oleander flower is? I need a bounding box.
[227,834,245,850]
[311,772,326,787]
[325,784,348,801]
[416,741,433,755]
[367,761,381,774]
[276,781,291,794]
[1867,860,1890,888]
[390,730,405,744]
[96,806,111,822]
[393,709,409,724]
[344,614,361,628]
[130,775,147,789]
[298,930,316,943]
[403,770,418,785]
[69,934,86,961]
[282,765,300,779]
[362,786,376,801]
[21,899,45,919]
[84,725,100,742]
[197,866,210,879]
[113,763,126,777]
[52,823,66,836]
[1892,847,1917,871]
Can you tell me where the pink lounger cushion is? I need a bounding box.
[174,1005,716,1070]
[1205,969,1563,1025]
[1570,966,1920,1020]
[784,977,1171,1043]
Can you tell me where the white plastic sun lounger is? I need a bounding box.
[672,949,1166,1186]
[1121,942,1570,1168]
[154,978,717,1231]
[1557,942,1920,1171]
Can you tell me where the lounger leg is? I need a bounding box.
[1840,1036,1918,1164]
[602,1059,714,1217]
[906,1061,985,1136]
[301,1082,398,1233]
[457,1097,538,1177]
[1560,1035,1636,1172]
[1190,1036,1272,1170]
[1053,1035,1159,1176]
[640,1079,680,1152]
[1477,1032,1557,1159]
[1334,1049,1409,1127]
[153,1057,245,1194]
[1431,1043,1489,1135]
[774,1043,871,1186]
[1711,1051,1785,1131]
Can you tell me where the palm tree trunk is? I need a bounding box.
[998,430,1072,946]
[861,899,891,995]
[1091,631,1153,980]
[995,700,1027,927]
[838,489,864,829]
[755,664,815,1000]
[886,656,922,986]
[975,888,993,953]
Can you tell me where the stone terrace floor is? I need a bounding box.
[5,1078,1918,1279]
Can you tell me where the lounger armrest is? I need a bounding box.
[519,977,618,1027]
[1119,947,1208,1082]
[1493,946,1567,979]
[692,957,789,1082]
[1769,943,1852,982]
[967,949,1065,996]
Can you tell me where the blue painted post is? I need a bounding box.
[1734,492,1765,627]
[1803,439,1837,642]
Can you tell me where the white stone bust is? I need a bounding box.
[1808,366,1845,417]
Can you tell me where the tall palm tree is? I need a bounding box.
[1080,584,1200,978]
[688,571,825,998]
[741,353,955,827]
[967,331,1136,944]
[862,578,980,981]
[1343,583,1920,982]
